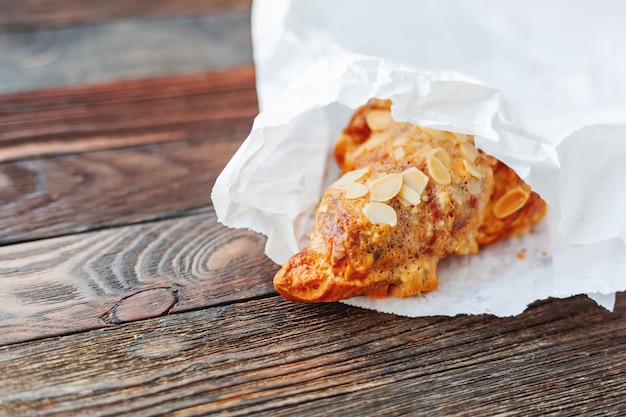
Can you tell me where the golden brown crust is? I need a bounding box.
[274,99,547,302]
[476,160,547,246]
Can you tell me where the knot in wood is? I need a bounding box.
[101,287,177,324]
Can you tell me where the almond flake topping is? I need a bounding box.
[398,184,422,206]
[397,196,412,208]
[427,156,451,185]
[392,136,409,146]
[430,148,451,169]
[365,110,393,131]
[393,147,406,161]
[335,181,369,199]
[423,128,449,142]
[363,132,392,150]
[362,202,397,227]
[460,141,479,162]
[453,132,470,143]
[462,160,483,179]
[493,186,531,219]
[467,180,482,196]
[334,167,370,185]
[369,173,403,202]
[401,167,429,195]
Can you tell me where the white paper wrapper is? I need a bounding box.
[212,0,626,316]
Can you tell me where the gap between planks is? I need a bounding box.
[0,67,258,245]
[0,66,258,161]
[0,134,247,245]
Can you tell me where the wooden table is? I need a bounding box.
[1,2,625,415]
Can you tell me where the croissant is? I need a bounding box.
[274,99,547,302]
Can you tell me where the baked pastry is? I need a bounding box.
[274,99,547,302]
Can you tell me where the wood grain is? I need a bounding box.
[0,294,624,416]
[2,3,624,415]
[0,13,253,94]
[0,135,243,244]
[0,210,278,345]
[0,0,252,28]
[0,67,258,244]
[0,67,258,161]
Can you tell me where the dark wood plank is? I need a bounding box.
[0,13,253,94]
[0,210,278,345]
[0,66,258,161]
[0,0,252,28]
[0,67,258,244]
[0,135,246,244]
[0,294,624,416]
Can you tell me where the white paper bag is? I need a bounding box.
[212,0,626,316]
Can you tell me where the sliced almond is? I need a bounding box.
[423,128,449,142]
[393,147,406,161]
[369,173,403,202]
[493,186,531,219]
[467,180,482,196]
[453,132,470,143]
[430,148,451,169]
[365,110,393,131]
[335,181,369,199]
[420,144,435,156]
[401,167,429,195]
[362,202,397,227]
[427,156,451,185]
[398,184,422,206]
[397,196,412,208]
[392,136,409,146]
[334,167,370,185]
[363,132,391,150]
[318,204,328,213]
[462,160,483,179]
[460,141,479,162]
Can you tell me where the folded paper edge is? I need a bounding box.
[211,52,626,316]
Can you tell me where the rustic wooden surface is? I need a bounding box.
[0,0,252,28]
[1,2,625,416]
[0,9,252,93]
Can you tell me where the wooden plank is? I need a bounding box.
[0,134,246,244]
[0,294,624,416]
[0,0,252,28]
[0,66,258,161]
[0,13,253,94]
[0,210,278,345]
[0,67,258,244]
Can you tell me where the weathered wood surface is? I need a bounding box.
[0,12,252,94]
[1,294,625,416]
[0,68,257,244]
[0,209,277,345]
[0,67,258,161]
[2,1,626,416]
[0,136,236,243]
[0,0,252,28]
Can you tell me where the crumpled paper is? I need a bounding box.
[212,0,626,316]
